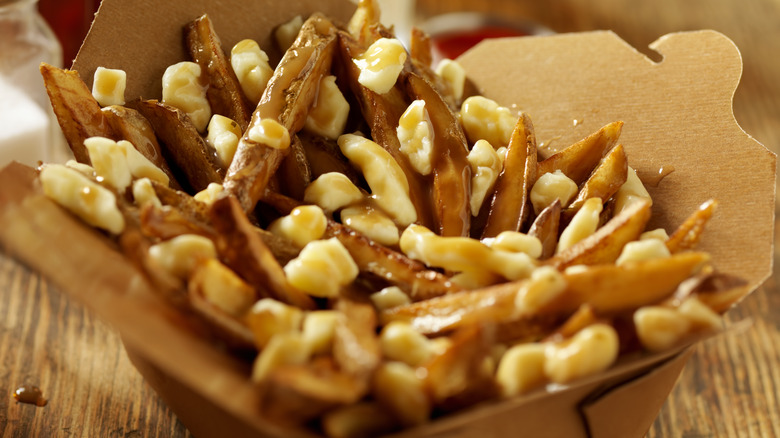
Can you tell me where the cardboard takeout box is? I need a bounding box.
[0,0,775,436]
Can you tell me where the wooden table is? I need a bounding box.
[1,0,778,436]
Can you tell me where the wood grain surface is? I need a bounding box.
[2,0,779,437]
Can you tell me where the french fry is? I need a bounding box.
[666,199,718,253]
[322,401,399,438]
[223,14,337,212]
[325,222,462,301]
[547,199,652,269]
[423,323,498,412]
[276,135,312,201]
[564,143,628,217]
[332,299,381,385]
[132,99,225,193]
[548,251,711,315]
[40,63,114,164]
[405,72,471,237]
[537,121,623,185]
[209,196,317,310]
[527,199,562,260]
[185,14,252,131]
[482,112,538,237]
[259,357,367,423]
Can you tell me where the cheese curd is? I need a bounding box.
[530,169,578,214]
[613,167,652,215]
[274,15,303,52]
[397,99,434,175]
[615,238,671,265]
[484,231,543,259]
[205,114,242,167]
[283,237,358,298]
[302,310,340,355]
[147,234,217,279]
[373,362,431,427]
[544,323,619,384]
[467,139,502,216]
[132,177,162,208]
[370,286,411,311]
[39,164,125,235]
[380,321,433,367]
[246,298,304,348]
[193,182,224,205]
[303,172,364,213]
[340,204,400,246]
[92,67,126,107]
[251,332,310,382]
[269,205,328,248]
[162,61,211,132]
[84,137,169,192]
[459,96,517,148]
[634,297,722,352]
[496,343,547,397]
[191,258,255,317]
[230,39,274,104]
[305,75,350,140]
[338,133,417,226]
[514,266,567,314]
[400,224,536,281]
[353,38,407,94]
[556,197,603,253]
[435,59,466,102]
[247,118,291,150]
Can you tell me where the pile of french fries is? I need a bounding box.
[34,1,751,436]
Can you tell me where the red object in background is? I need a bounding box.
[431,27,529,60]
[38,0,101,66]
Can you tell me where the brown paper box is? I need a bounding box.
[0,0,775,436]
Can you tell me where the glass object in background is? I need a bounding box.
[0,0,65,166]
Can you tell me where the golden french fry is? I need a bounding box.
[482,112,537,237]
[423,324,498,412]
[259,357,368,423]
[185,14,252,131]
[537,121,623,185]
[547,199,651,270]
[322,401,399,438]
[527,199,561,260]
[40,63,114,164]
[332,299,381,384]
[209,196,316,310]
[326,222,461,300]
[380,282,518,334]
[405,72,471,237]
[673,271,751,314]
[132,99,225,193]
[547,251,712,315]
[276,135,312,201]
[409,27,433,69]
[223,14,337,212]
[666,199,718,253]
[564,143,628,216]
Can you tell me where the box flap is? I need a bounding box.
[458,30,776,291]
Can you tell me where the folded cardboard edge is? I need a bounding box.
[0,161,706,437]
[457,30,776,293]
